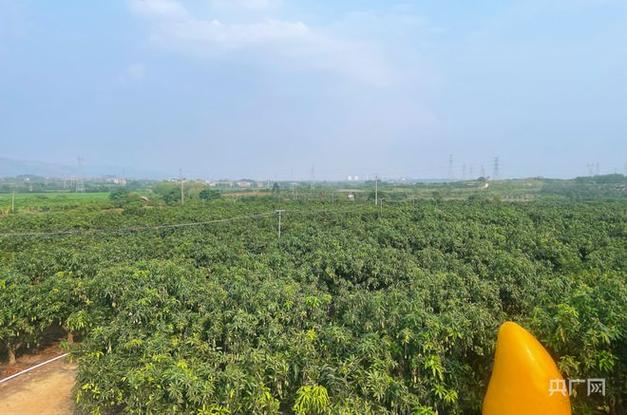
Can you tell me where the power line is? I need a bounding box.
[0,204,382,239]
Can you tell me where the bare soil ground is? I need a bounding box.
[0,345,76,415]
[0,343,65,378]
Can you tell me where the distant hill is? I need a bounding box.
[0,157,167,179]
[0,157,73,178]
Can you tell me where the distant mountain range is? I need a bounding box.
[0,157,168,179]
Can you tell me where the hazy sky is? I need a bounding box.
[1,0,626,179]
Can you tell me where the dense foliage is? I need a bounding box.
[0,198,625,414]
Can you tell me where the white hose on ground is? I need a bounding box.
[0,353,70,385]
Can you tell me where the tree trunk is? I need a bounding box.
[7,345,16,366]
[67,331,74,344]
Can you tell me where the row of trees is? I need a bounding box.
[151,182,221,205]
[109,186,221,208]
[1,198,625,413]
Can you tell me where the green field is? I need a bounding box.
[0,192,111,213]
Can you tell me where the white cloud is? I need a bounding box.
[128,0,393,85]
[165,18,310,46]
[130,0,189,20]
[209,0,281,11]
[127,63,146,80]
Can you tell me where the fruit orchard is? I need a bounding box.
[0,197,625,414]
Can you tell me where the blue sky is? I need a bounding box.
[1,0,626,179]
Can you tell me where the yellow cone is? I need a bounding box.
[483,322,571,415]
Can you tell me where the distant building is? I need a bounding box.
[105,176,127,185]
[236,180,256,188]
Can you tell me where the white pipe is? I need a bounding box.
[0,353,70,385]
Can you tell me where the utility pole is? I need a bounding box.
[276,209,285,239]
[76,157,85,193]
[375,176,379,206]
[179,169,185,205]
[448,154,454,181]
[11,191,15,214]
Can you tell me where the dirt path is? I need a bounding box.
[0,357,76,415]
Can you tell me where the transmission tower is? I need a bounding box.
[595,162,600,176]
[462,163,467,180]
[179,168,185,205]
[492,157,500,179]
[75,157,85,192]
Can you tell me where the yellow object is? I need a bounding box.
[483,321,571,415]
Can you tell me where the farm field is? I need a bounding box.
[0,192,111,214]
[1,192,625,414]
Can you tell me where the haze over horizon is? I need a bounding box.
[1,1,626,180]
